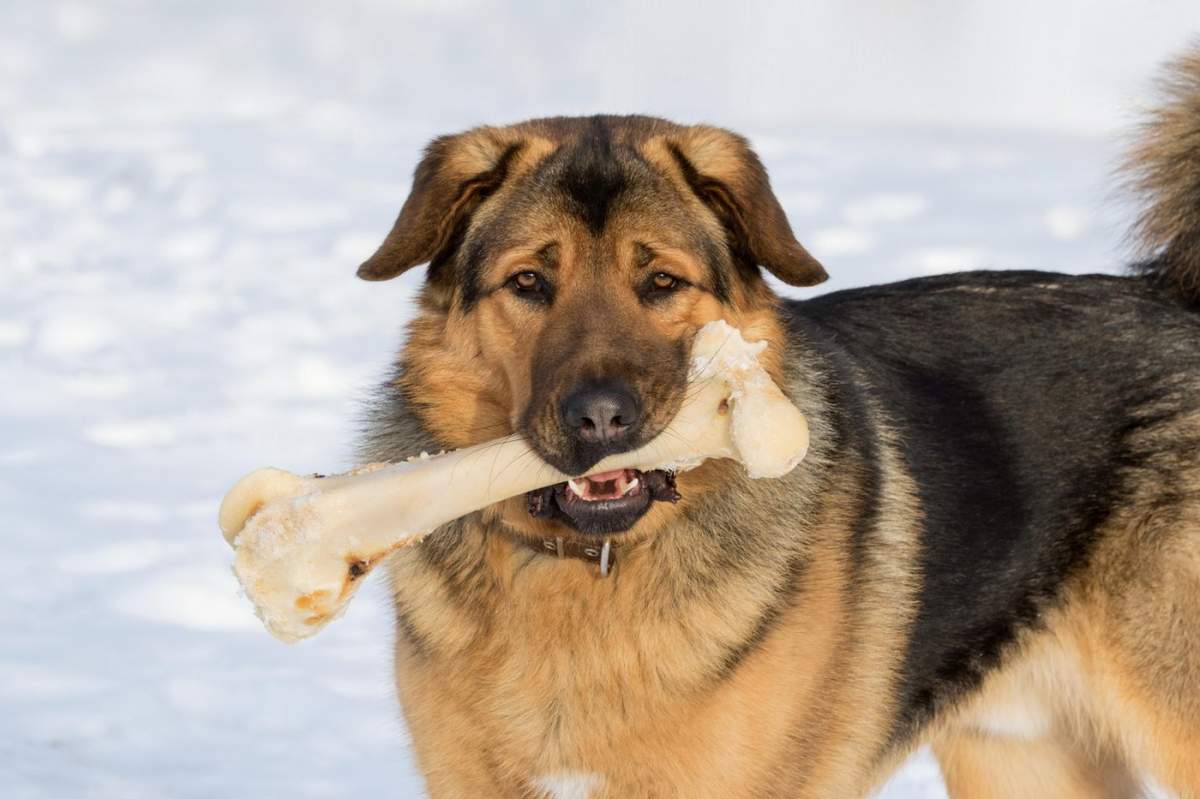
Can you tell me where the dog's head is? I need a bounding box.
[362,116,824,541]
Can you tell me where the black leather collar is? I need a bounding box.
[513,535,617,576]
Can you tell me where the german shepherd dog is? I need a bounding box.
[356,51,1200,797]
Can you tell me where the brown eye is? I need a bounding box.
[508,270,552,303]
[642,271,685,303]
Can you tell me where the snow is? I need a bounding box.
[1,1,1192,796]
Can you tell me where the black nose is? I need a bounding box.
[561,384,641,445]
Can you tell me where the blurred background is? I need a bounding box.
[2,1,1198,796]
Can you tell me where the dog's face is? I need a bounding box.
[360,116,824,539]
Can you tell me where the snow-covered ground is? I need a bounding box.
[1,2,1190,796]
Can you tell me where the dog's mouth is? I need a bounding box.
[526,468,680,535]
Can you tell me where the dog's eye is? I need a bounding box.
[508,270,551,302]
[641,271,685,302]
[652,273,677,290]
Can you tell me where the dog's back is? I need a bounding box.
[794,269,1200,750]
[775,50,1200,794]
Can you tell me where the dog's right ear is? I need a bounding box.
[357,129,527,281]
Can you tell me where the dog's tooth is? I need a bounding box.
[567,478,587,498]
[622,477,639,496]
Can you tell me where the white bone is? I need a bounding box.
[218,320,809,642]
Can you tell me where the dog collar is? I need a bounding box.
[517,535,616,577]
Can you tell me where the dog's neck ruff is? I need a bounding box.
[514,534,617,577]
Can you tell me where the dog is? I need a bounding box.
[354,50,1200,797]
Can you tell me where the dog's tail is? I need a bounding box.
[1124,45,1200,303]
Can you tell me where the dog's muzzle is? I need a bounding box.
[525,468,680,539]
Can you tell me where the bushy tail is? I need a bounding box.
[1124,45,1200,302]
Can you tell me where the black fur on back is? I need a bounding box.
[792,269,1200,740]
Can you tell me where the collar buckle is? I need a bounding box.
[534,536,615,577]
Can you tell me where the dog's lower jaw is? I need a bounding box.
[527,469,680,535]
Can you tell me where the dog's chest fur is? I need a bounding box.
[390,522,767,750]
[384,506,848,795]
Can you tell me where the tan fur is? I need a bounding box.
[934,732,1139,798]
[927,594,1200,797]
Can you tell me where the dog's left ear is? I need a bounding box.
[357,128,526,281]
[659,126,827,287]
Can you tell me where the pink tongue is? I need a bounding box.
[587,469,627,482]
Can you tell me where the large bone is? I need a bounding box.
[219,320,808,643]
